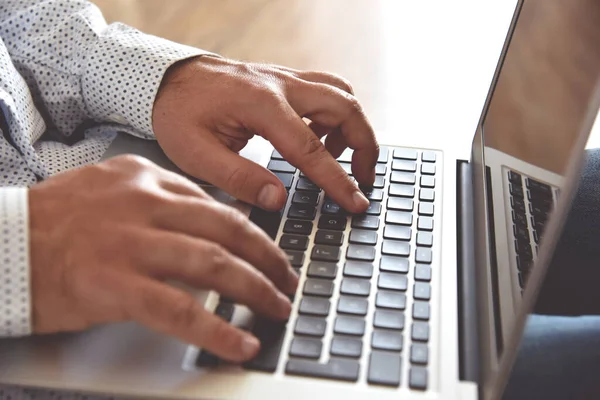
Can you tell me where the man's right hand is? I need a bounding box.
[28,154,297,362]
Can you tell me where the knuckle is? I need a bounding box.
[301,135,327,160]
[325,72,354,94]
[342,93,364,118]
[168,294,200,330]
[222,206,249,231]
[113,154,153,169]
[202,243,230,277]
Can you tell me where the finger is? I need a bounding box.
[122,276,261,362]
[272,66,354,94]
[324,128,348,159]
[286,81,379,185]
[152,199,298,294]
[198,141,288,211]
[137,231,292,319]
[158,172,212,199]
[307,121,332,139]
[245,99,370,213]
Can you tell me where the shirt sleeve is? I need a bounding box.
[0,0,218,140]
[0,187,31,337]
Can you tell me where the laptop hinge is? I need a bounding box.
[456,159,479,384]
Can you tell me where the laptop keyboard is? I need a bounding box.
[197,146,441,390]
[508,170,555,288]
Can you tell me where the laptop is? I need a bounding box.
[1,1,600,399]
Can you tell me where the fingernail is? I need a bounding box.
[353,190,370,209]
[258,183,280,210]
[277,292,292,317]
[241,335,260,358]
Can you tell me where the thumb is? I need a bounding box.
[194,141,287,211]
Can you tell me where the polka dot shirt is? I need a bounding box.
[0,1,213,399]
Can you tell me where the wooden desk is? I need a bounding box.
[92,0,518,158]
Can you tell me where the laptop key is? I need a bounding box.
[376,290,407,310]
[214,302,234,322]
[418,203,434,216]
[372,176,386,189]
[365,201,383,215]
[409,367,428,390]
[414,282,431,301]
[249,207,282,240]
[268,159,296,173]
[412,321,430,342]
[350,229,378,245]
[344,260,374,278]
[292,191,319,206]
[296,176,321,192]
[373,310,405,330]
[299,297,331,316]
[340,278,371,296]
[289,337,323,359]
[274,172,294,189]
[383,225,412,241]
[416,232,433,247]
[389,184,415,198]
[321,200,344,216]
[419,188,435,202]
[368,351,402,387]
[295,316,327,337]
[372,329,403,351]
[393,148,418,160]
[271,149,284,160]
[382,240,410,257]
[311,245,341,262]
[391,171,416,185]
[413,301,430,320]
[387,197,414,211]
[315,230,344,246]
[414,264,432,281]
[420,176,435,188]
[417,217,434,231]
[421,151,436,163]
[392,159,417,172]
[376,164,387,175]
[416,248,433,264]
[410,343,429,365]
[318,215,347,231]
[285,358,359,382]
[307,262,338,279]
[421,163,436,175]
[338,296,369,316]
[386,211,413,226]
[334,315,366,336]
[288,204,316,220]
[352,215,380,230]
[284,250,305,267]
[378,272,408,291]
[303,278,334,297]
[284,219,313,235]
[380,255,410,273]
[243,318,286,372]
[280,234,309,251]
[378,147,389,163]
[330,337,363,358]
[347,244,376,261]
[363,188,384,202]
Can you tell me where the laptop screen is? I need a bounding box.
[475,0,600,383]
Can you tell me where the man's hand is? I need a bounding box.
[28,155,297,362]
[152,56,378,213]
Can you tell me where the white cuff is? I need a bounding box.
[0,187,31,337]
